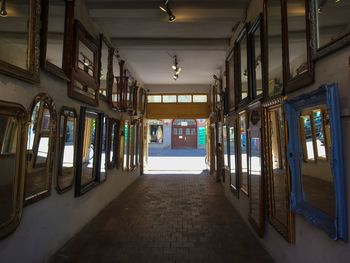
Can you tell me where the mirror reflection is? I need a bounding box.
[316,0,350,49]
[239,112,248,194]
[229,123,237,191]
[252,20,263,97]
[267,0,284,97]
[78,41,94,77]
[57,109,76,192]
[300,107,335,216]
[0,0,29,70]
[46,0,66,68]
[223,125,229,167]
[99,40,109,97]
[112,56,121,107]
[100,116,107,181]
[123,121,129,170]
[240,32,248,100]
[110,122,115,164]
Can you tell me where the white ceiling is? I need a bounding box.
[87,0,250,86]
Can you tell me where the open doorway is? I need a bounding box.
[144,119,208,173]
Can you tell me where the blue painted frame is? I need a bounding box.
[284,84,348,241]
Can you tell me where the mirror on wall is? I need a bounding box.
[285,85,347,241]
[264,0,284,98]
[228,115,239,196]
[311,0,350,59]
[99,35,113,100]
[0,101,27,239]
[110,55,122,110]
[107,118,119,169]
[264,99,294,243]
[238,111,248,195]
[122,121,130,171]
[235,25,249,104]
[225,49,235,111]
[0,0,40,82]
[25,94,56,204]
[57,107,77,193]
[100,115,107,182]
[75,107,102,196]
[223,124,229,169]
[129,123,135,170]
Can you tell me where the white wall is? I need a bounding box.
[223,1,350,262]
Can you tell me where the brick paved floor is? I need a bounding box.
[50,171,274,263]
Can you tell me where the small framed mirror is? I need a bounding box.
[285,85,347,241]
[25,94,56,205]
[247,103,264,237]
[310,0,350,59]
[284,0,314,93]
[0,0,40,83]
[238,111,249,195]
[263,0,284,98]
[57,107,77,194]
[98,35,114,100]
[75,107,103,196]
[0,100,27,239]
[234,25,250,105]
[107,118,119,169]
[100,115,107,182]
[263,98,295,243]
[40,0,74,80]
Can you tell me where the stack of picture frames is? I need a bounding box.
[223,0,350,242]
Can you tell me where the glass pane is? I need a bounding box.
[46,0,65,68]
[100,40,109,96]
[0,116,18,224]
[36,137,49,165]
[173,128,177,135]
[253,23,263,96]
[193,95,208,103]
[162,95,177,103]
[110,123,115,163]
[301,115,315,161]
[0,0,29,69]
[123,123,128,170]
[229,125,237,188]
[178,95,192,103]
[240,34,248,100]
[78,41,94,77]
[27,102,40,150]
[147,95,161,103]
[316,0,350,49]
[185,128,191,136]
[223,125,229,167]
[239,113,248,192]
[267,0,284,97]
[41,107,51,132]
[313,110,326,159]
[100,117,107,181]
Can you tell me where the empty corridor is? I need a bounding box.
[50,172,273,263]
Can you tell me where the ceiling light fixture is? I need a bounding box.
[0,0,8,17]
[171,55,181,81]
[159,0,176,22]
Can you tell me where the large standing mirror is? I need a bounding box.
[263,98,294,243]
[75,107,102,196]
[235,25,249,105]
[41,0,74,79]
[25,94,56,205]
[228,114,239,196]
[98,35,114,100]
[0,0,40,82]
[248,104,264,237]
[285,85,347,241]
[57,107,77,193]
[238,111,248,195]
[310,0,350,59]
[0,101,27,239]
[264,0,284,98]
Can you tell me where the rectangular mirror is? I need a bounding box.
[25,94,56,205]
[223,124,229,169]
[264,0,284,98]
[238,111,248,195]
[225,48,235,111]
[235,25,249,105]
[107,118,119,169]
[248,104,264,237]
[263,98,294,243]
[100,115,107,182]
[228,115,239,196]
[98,35,114,100]
[0,0,40,83]
[310,0,350,59]
[57,107,77,194]
[285,85,347,241]
[122,121,130,171]
[75,107,102,196]
[0,100,27,239]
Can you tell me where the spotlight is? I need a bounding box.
[159,0,176,22]
[168,13,176,22]
[0,0,7,17]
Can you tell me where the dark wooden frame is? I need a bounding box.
[0,0,40,83]
[247,101,265,238]
[56,106,77,194]
[283,0,314,93]
[138,88,147,115]
[263,97,295,243]
[0,101,27,239]
[40,0,74,80]
[225,47,235,113]
[68,20,100,106]
[98,34,114,101]
[25,94,57,205]
[228,113,239,197]
[107,118,119,169]
[75,107,103,197]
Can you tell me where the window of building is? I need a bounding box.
[178,95,192,103]
[193,95,207,103]
[162,95,177,103]
[148,95,162,103]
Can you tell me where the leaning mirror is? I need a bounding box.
[247,103,264,237]
[228,114,239,196]
[0,0,40,82]
[75,107,103,196]
[57,107,77,193]
[25,94,56,205]
[238,111,249,195]
[310,0,350,59]
[285,84,347,241]
[263,98,295,243]
[0,100,27,239]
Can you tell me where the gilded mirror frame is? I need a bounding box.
[25,94,56,205]
[56,107,77,194]
[263,97,295,243]
[0,0,40,83]
[40,0,74,80]
[284,84,347,241]
[0,100,27,239]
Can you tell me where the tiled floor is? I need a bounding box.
[50,171,274,263]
